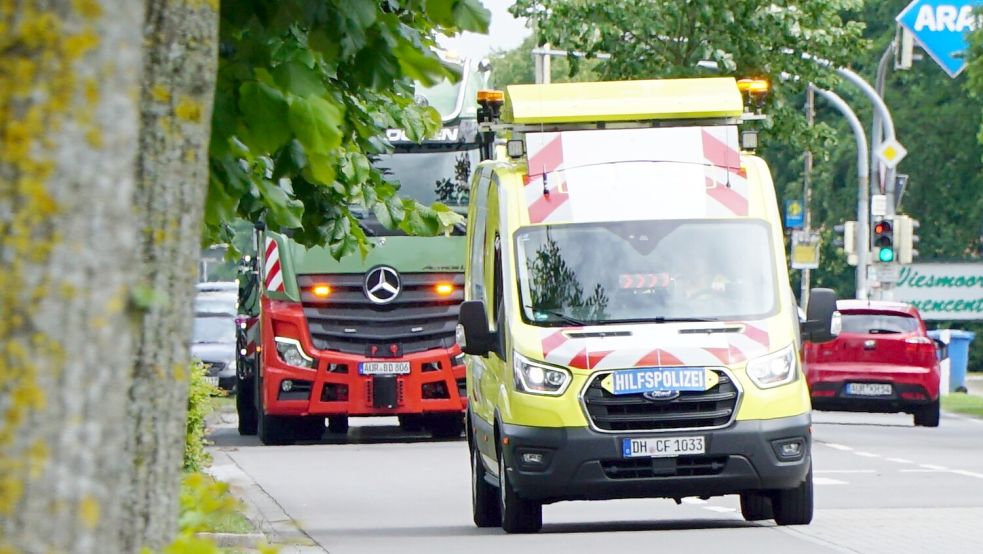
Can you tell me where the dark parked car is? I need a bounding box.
[192,312,237,392]
[803,300,941,427]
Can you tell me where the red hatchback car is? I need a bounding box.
[803,300,941,427]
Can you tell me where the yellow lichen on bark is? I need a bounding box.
[175,97,202,122]
[78,495,100,529]
[151,84,171,103]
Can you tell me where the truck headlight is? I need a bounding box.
[746,343,798,389]
[513,352,571,396]
[274,337,315,369]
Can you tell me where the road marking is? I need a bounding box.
[682,498,707,505]
[814,477,848,486]
[823,443,853,451]
[901,469,945,473]
[920,464,948,470]
[887,457,914,464]
[815,469,876,474]
[703,506,736,513]
[855,451,880,458]
[949,469,983,480]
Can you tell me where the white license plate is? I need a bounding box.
[204,376,219,387]
[846,383,893,396]
[623,436,706,458]
[359,361,411,375]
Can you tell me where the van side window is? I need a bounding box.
[469,170,490,304]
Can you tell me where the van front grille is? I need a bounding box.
[601,456,728,479]
[583,369,738,432]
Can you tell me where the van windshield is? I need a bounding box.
[514,220,778,326]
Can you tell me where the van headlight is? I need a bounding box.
[274,337,315,369]
[746,343,798,389]
[513,352,571,396]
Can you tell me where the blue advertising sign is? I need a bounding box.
[785,198,804,230]
[897,0,983,78]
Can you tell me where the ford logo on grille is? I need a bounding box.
[642,390,681,402]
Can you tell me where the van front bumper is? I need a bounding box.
[498,414,811,503]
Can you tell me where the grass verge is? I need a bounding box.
[941,393,983,418]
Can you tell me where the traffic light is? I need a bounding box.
[833,221,858,266]
[872,218,895,263]
[895,214,920,264]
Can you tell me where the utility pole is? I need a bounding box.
[800,87,814,310]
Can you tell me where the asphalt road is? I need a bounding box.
[209,409,983,554]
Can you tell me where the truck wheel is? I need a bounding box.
[498,447,542,533]
[295,417,325,442]
[471,440,501,527]
[327,416,349,435]
[739,491,773,521]
[257,380,293,446]
[398,414,425,433]
[771,465,813,526]
[914,400,940,427]
[236,376,257,436]
[428,413,464,439]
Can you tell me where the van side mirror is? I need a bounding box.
[457,300,497,356]
[801,288,839,343]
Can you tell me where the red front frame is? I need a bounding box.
[258,298,467,417]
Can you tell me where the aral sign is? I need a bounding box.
[897,0,983,78]
[893,263,983,320]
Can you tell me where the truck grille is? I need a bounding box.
[298,273,463,356]
[583,369,738,432]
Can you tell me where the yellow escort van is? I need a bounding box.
[456,78,840,533]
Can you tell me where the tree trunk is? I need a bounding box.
[120,0,218,551]
[0,1,143,552]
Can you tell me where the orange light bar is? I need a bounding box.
[312,284,332,298]
[435,283,455,296]
[737,78,769,94]
[477,89,505,103]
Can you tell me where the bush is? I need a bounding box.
[185,360,221,472]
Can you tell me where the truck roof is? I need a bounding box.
[502,77,745,124]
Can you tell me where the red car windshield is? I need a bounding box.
[839,311,918,335]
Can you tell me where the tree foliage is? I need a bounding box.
[489,34,599,88]
[509,0,867,149]
[207,0,490,257]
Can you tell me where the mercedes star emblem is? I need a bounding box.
[364,266,401,304]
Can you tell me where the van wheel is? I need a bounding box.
[740,491,773,521]
[771,465,813,525]
[498,447,542,533]
[471,440,501,527]
[429,413,464,439]
[236,375,257,436]
[327,416,349,435]
[914,400,940,427]
[257,379,293,446]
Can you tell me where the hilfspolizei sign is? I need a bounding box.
[893,263,983,320]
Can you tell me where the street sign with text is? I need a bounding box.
[897,0,983,78]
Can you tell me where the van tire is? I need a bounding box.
[236,375,257,436]
[914,400,940,427]
[740,491,773,521]
[771,466,813,525]
[327,416,349,435]
[471,440,501,527]
[498,448,542,533]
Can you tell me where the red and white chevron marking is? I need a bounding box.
[242,316,259,355]
[702,127,750,217]
[539,322,771,371]
[264,236,285,293]
[524,133,572,224]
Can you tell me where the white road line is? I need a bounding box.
[681,498,707,505]
[822,443,853,451]
[703,506,736,513]
[815,469,876,474]
[949,469,983,479]
[855,451,880,458]
[813,477,849,486]
[886,457,914,464]
[920,464,948,470]
[901,469,945,473]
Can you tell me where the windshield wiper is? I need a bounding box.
[526,306,593,326]
[598,317,721,325]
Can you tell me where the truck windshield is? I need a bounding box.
[374,148,478,208]
[514,220,778,326]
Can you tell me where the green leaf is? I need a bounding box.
[432,202,464,229]
[451,0,492,33]
[256,179,303,229]
[306,152,337,186]
[273,61,327,98]
[239,81,291,153]
[347,0,377,29]
[288,95,344,154]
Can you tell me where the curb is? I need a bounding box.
[207,448,326,553]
